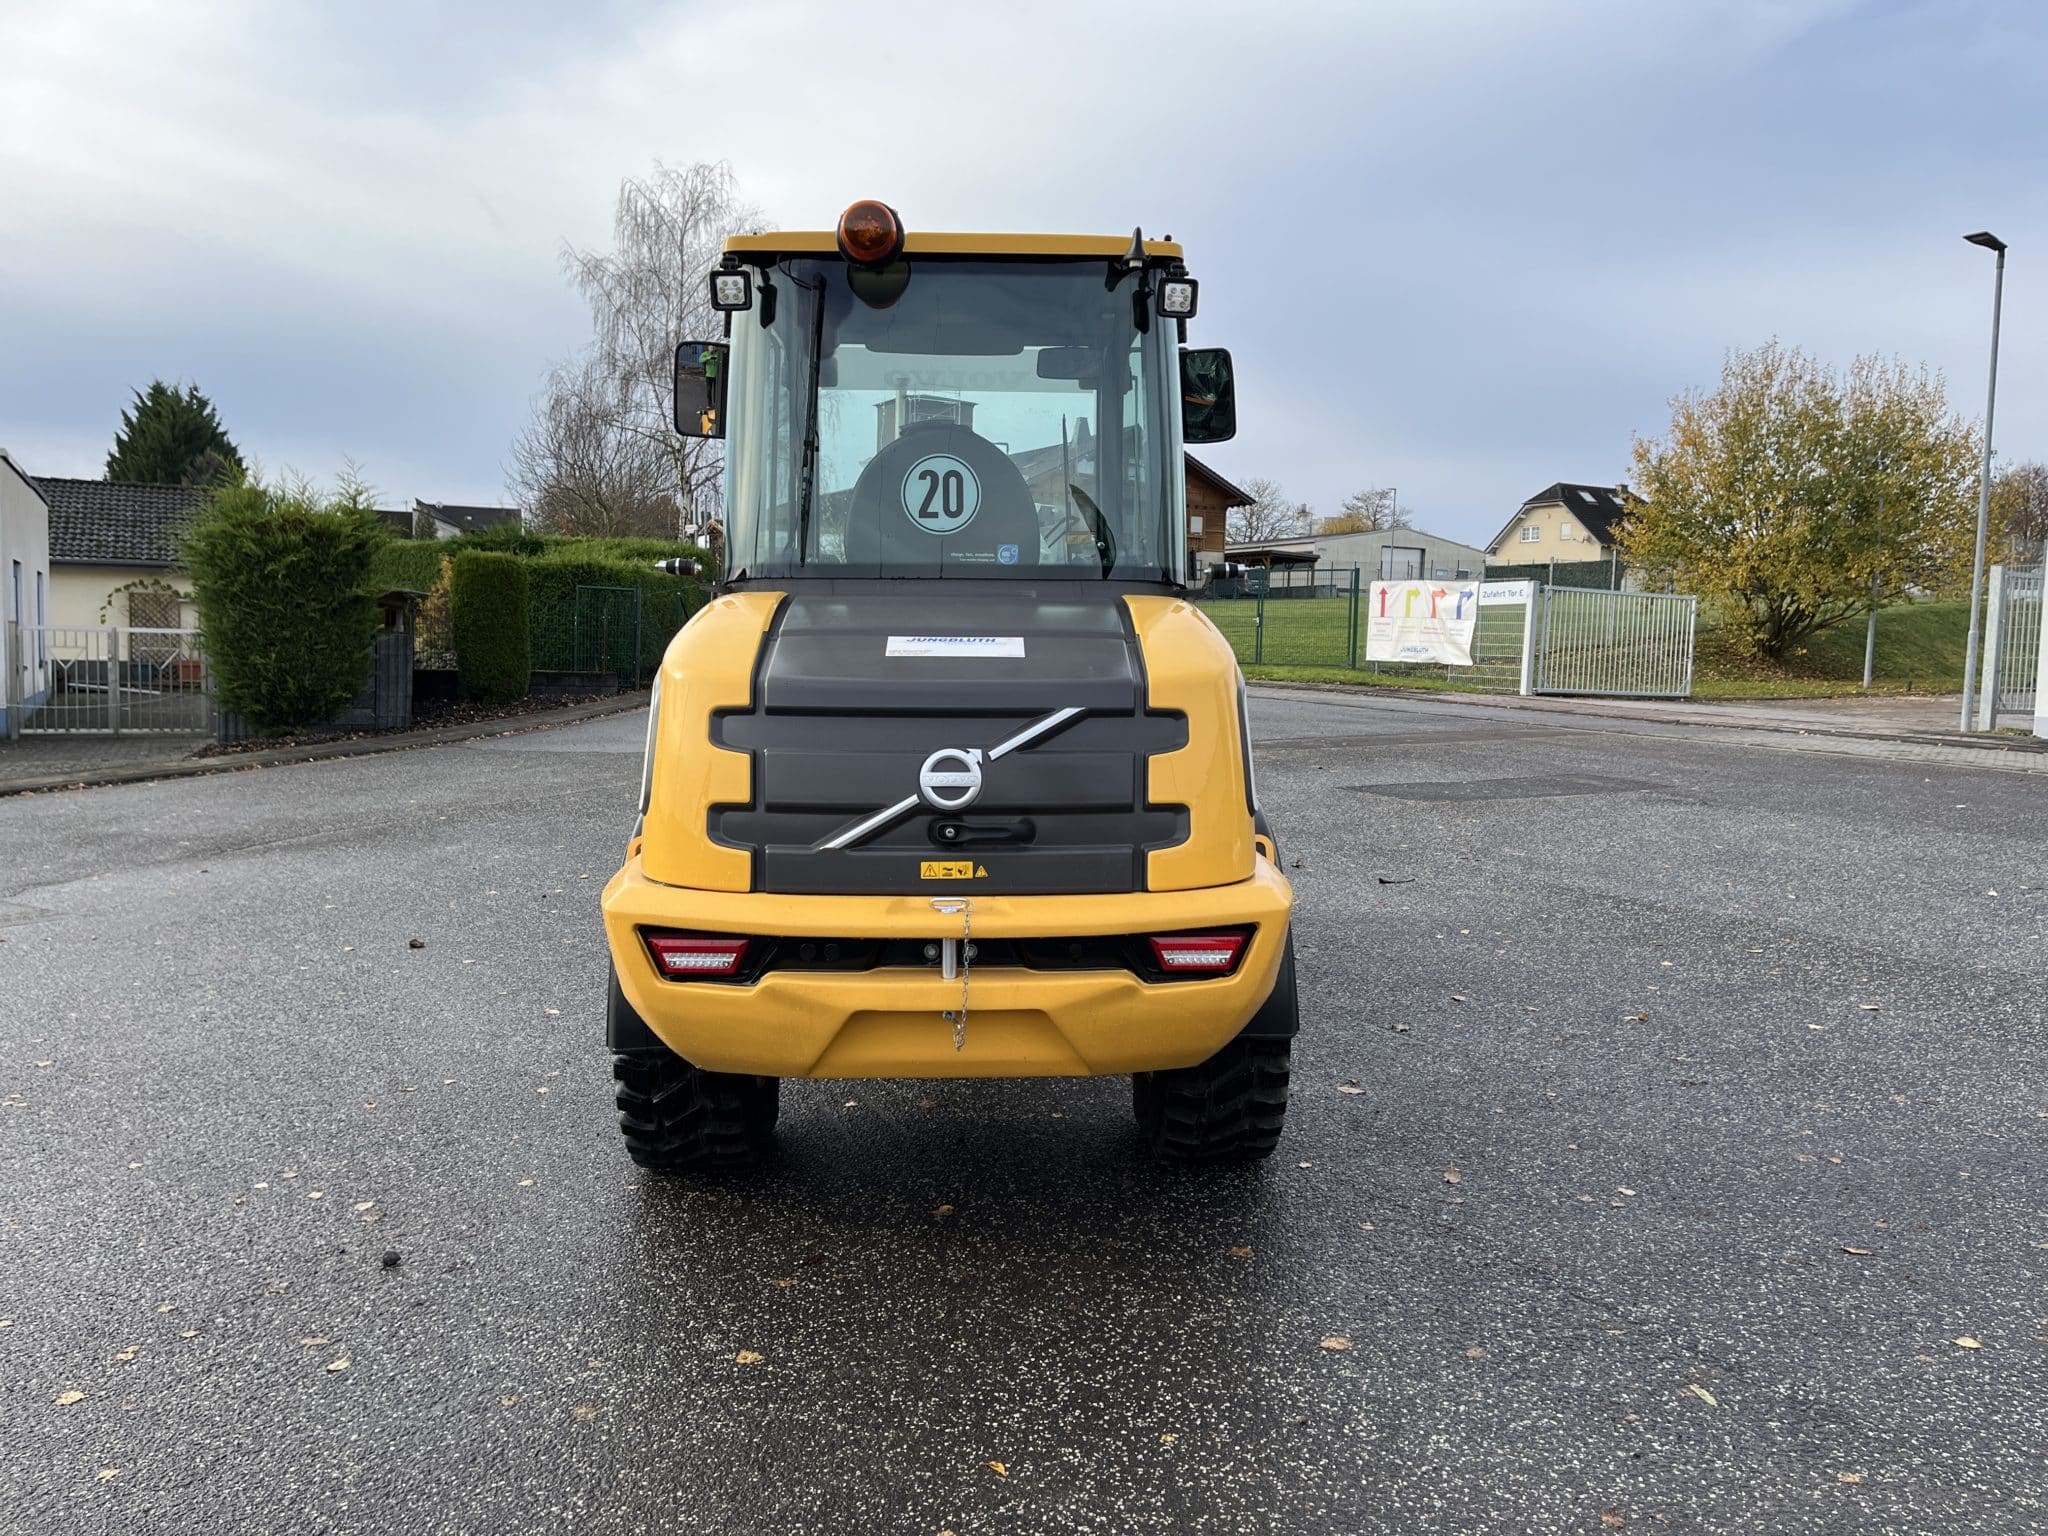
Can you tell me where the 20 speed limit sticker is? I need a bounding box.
[901,455,981,535]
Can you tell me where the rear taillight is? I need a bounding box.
[1147,933,1247,973]
[645,934,750,977]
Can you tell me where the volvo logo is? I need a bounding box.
[917,747,984,811]
[813,705,1087,852]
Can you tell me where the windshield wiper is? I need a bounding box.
[793,275,828,564]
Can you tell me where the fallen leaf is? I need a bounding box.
[352,1201,374,1212]
[1358,1221,1376,1231]
[1297,1161,1313,1169]
[55,1390,86,1406]
[735,1349,764,1365]
[97,1468,121,1482]
[1686,1383,1718,1406]
[933,1204,954,1217]
[178,1329,198,1339]
[500,1395,519,1407]
[1320,1335,1353,1352]
[1228,1246,1253,1259]
[1159,1432,1177,1443]
[1616,1187,1637,1197]
[768,1277,793,1289]
[571,1403,598,1421]
[1838,1472,1864,1485]
[155,1303,175,1314]
[1953,1337,1982,1350]
[1451,994,1467,1003]
[408,938,425,949]
[1464,1346,1486,1360]
[1337,1080,1365,1095]
[114,1346,138,1362]
[1390,1023,1410,1034]
[987,1461,1008,1477]
[1859,1004,1881,1012]
[1841,1246,1872,1257]
[306,1191,323,1200]
[1601,1515,1625,1530]
[326,1358,350,1373]
[1443,1167,1462,1185]
[518,1179,535,1187]
[300,1336,331,1346]
[544,1008,560,1016]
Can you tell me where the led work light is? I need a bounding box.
[1158,277,1199,318]
[708,269,753,311]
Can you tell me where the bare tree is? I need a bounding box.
[1320,486,1413,533]
[1227,477,1300,544]
[512,161,761,538]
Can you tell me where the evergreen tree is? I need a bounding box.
[105,381,245,485]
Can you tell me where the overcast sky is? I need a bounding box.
[1,0,2041,547]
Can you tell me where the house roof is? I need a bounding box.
[1185,454,1254,508]
[31,475,206,566]
[416,500,522,533]
[1486,482,1637,553]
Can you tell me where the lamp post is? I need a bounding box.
[1959,230,2006,731]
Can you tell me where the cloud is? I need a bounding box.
[0,0,2041,537]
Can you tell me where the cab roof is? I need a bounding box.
[723,230,1184,260]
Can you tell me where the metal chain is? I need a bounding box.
[943,905,972,1051]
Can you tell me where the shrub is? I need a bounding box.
[183,475,384,733]
[451,551,531,704]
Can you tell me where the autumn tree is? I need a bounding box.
[106,380,244,486]
[1621,341,1979,660]
[1227,477,1301,543]
[512,161,760,537]
[1320,486,1413,534]
[1992,461,2048,561]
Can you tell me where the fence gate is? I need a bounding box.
[1975,563,2042,728]
[1531,588,1697,698]
[573,585,642,687]
[4,624,212,736]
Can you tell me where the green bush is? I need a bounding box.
[183,477,384,733]
[525,556,704,680]
[451,552,532,705]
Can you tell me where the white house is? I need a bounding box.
[0,450,53,735]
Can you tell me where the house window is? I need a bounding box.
[1519,524,1540,544]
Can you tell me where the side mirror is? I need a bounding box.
[1181,347,1236,444]
[673,342,729,439]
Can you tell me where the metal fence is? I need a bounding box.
[4,625,212,736]
[528,583,698,688]
[1975,562,2042,728]
[1532,588,1697,698]
[1195,580,1697,699]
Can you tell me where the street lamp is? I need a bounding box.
[1959,230,2006,731]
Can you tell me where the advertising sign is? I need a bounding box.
[1365,581,1480,666]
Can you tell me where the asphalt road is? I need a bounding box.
[3,689,2044,1535]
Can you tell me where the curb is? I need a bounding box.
[0,691,653,797]
[1244,679,2048,757]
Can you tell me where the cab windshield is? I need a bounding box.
[721,257,1184,582]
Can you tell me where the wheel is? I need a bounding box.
[607,967,777,1170]
[1133,1036,1291,1162]
[612,1050,779,1170]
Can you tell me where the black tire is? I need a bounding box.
[1133,1036,1291,1162]
[613,1051,779,1170]
[607,968,777,1170]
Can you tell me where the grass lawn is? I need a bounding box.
[1203,592,1976,700]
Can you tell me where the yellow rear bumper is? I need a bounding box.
[601,856,1294,1079]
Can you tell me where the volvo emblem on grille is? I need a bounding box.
[917,747,984,810]
[814,705,1087,852]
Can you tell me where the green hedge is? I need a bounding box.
[183,481,384,733]
[525,557,702,680]
[450,552,532,705]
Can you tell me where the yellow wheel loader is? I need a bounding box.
[602,201,1296,1167]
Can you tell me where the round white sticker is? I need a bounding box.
[900,454,981,535]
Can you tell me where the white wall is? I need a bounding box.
[0,449,54,724]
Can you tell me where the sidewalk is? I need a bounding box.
[0,691,651,796]
[1255,681,2048,757]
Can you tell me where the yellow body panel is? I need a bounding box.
[724,231,1184,260]
[1126,597,1256,892]
[638,591,785,893]
[603,856,1292,1078]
